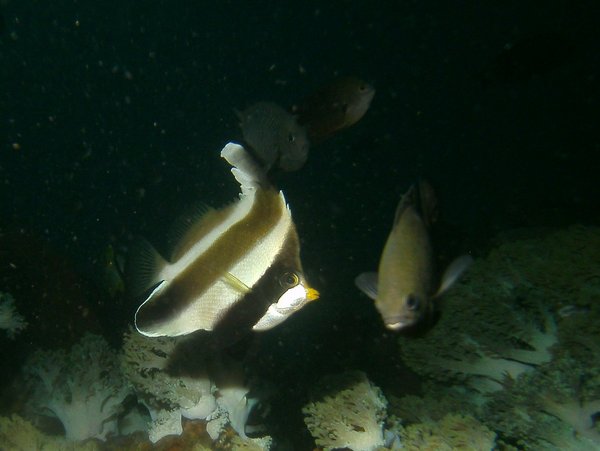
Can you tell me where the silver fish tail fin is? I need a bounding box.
[395,180,438,228]
[394,184,418,226]
[417,179,438,228]
[221,142,269,196]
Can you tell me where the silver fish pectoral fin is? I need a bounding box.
[355,272,378,300]
[435,254,474,297]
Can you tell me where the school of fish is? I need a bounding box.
[128,75,472,345]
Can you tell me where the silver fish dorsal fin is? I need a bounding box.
[221,142,268,196]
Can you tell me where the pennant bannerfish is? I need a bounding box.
[355,181,472,331]
[130,142,319,338]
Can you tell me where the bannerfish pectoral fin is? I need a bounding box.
[355,272,379,300]
[434,254,474,298]
[222,272,251,294]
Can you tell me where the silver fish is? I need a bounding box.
[355,181,472,330]
[236,102,309,172]
[130,142,319,338]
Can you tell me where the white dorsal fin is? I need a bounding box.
[220,142,268,195]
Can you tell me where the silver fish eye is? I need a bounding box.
[406,294,420,311]
[279,271,299,289]
[288,132,296,143]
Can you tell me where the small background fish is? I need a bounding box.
[481,31,576,86]
[236,101,310,172]
[294,76,375,143]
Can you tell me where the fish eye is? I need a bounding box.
[406,295,420,311]
[279,271,299,289]
[288,132,296,143]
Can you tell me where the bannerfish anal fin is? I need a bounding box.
[126,238,168,297]
[222,272,251,294]
[435,254,474,297]
[355,272,379,301]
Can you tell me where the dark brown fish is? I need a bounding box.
[236,102,309,172]
[294,77,375,143]
[483,31,575,85]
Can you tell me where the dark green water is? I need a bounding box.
[1,1,599,448]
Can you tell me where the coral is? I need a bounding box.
[214,431,273,450]
[121,327,216,420]
[205,356,260,441]
[208,385,258,440]
[302,371,387,451]
[121,327,217,443]
[0,291,27,338]
[22,333,132,441]
[397,413,496,451]
[121,328,264,445]
[147,408,183,444]
[388,388,480,425]
[483,352,600,450]
[396,228,600,394]
[0,414,100,451]
[394,226,600,447]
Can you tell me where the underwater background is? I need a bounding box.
[1,1,599,450]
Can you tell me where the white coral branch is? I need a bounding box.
[0,292,27,338]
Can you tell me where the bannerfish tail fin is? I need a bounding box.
[126,237,169,297]
[221,142,269,195]
[355,271,379,301]
[435,254,474,297]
